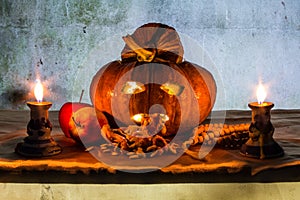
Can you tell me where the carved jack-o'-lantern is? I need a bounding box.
[90,23,216,138]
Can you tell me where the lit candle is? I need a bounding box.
[249,83,274,108]
[27,79,52,120]
[15,79,61,157]
[240,83,284,159]
[34,79,44,102]
[256,83,266,105]
[248,83,274,131]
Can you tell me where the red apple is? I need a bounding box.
[69,107,109,145]
[59,102,92,138]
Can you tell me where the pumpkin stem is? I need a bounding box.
[122,35,156,62]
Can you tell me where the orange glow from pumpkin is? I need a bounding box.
[34,79,44,102]
[256,83,267,105]
[132,113,169,124]
[132,113,144,123]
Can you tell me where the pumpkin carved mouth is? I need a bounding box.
[132,113,169,125]
[127,82,182,136]
[130,113,169,138]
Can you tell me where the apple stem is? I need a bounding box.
[79,89,84,103]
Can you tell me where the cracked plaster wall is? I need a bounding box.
[0,0,299,110]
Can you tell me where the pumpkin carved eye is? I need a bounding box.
[121,81,146,94]
[160,82,185,96]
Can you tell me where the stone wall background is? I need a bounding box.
[0,0,299,110]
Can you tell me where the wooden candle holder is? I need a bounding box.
[240,102,284,159]
[15,102,62,157]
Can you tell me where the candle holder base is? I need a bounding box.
[240,141,284,159]
[240,102,284,159]
[15,137,62,157]
[15,101,62,157]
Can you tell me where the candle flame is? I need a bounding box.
[132,113,143,123]
[34,79,43,102]
[256,83,266,104]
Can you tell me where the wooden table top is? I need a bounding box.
[0,109,300,183]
